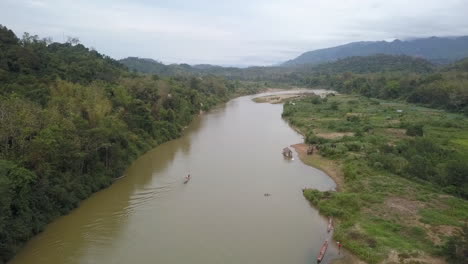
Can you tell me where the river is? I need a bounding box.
[10,90,340,264]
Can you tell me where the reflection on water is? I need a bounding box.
[11,91,341,264]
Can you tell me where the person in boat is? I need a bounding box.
[185,174,191,181]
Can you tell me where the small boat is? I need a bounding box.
[184,174,191,184]
[327,218,333,232]
[317,240,328,263]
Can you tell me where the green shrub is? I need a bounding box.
[330,101,340,110]
[345,141,364,152]
[343,161,366,181]
[405,123,424,136]
[307,95,322,104]
[319,143,348,157]
[347,115,361,122]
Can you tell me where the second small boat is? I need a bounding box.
[317,240,328,263]
[327,217,333,232]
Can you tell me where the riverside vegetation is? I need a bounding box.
[281,52,468,263]
[283,94,468,263]
[0,25,258,263]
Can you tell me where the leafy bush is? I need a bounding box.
[307,95,323,104]
[405,123,424,136]
[319,143,348,157]
[305,130,328,144]
[344,141,364,152]
[330,101,340,110]
[346,114,361,122]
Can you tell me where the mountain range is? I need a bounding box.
[283,36,468,66]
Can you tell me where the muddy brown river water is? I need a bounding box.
[10,90,341,264]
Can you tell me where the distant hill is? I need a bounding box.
[444,57,468,72]
[308,54,435,74]
[118,57,192,75]
[283,36,468,66]
[119,57,252,78]
[120,54,438,82]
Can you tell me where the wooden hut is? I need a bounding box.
[282,147,293,158]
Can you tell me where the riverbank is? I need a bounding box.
[253,94,303,104]
[282,93,468,264]
[292,143,366,264]
[291,143,344,191]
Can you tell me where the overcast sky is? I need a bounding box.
[1,0,468,66]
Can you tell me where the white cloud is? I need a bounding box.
[1,0,467,66]
[25,0,47,8]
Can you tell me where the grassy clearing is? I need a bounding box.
[284,94,468,263]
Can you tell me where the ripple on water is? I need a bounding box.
[77,183,175,245]
[127,184,173,211]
